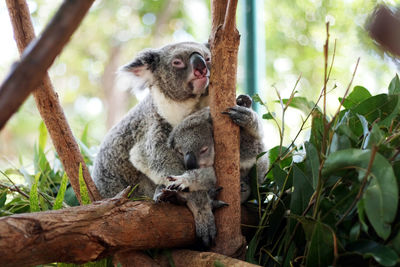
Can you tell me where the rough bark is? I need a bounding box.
[5,0,101,203]
[155,250,260,267]
[0,195,196,267]
[0,0,95,130]
[209,0,245,257]
[0,193,259,267]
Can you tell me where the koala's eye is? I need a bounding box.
[172,59,185,68]
[200,146,209,154]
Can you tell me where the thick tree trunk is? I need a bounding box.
[5,0,101,203]
[209,0,245,257]
[0,0,95,130]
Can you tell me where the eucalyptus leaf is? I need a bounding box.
[347,240,398,267]
[262,112,274,120]
[305,220,334,267]
[304,142,319,190]
[290,165,313,216]
[323,149,398,240]
[351,94,400,128]
[279,97,316,112]
[339,86,372,109]
[388,74,400,95]
[0,191,7,208]
[363,124,384,149]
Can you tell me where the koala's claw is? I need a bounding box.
[212,200,229,210]
[208,186,223,199]
[196,219,217,249]
[157,189,187,205]
[166,176,190,192]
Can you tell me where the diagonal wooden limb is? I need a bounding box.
[0,0,95,130]
[209,0,245,257]
[0,197,196,267]
[5,0,100,203]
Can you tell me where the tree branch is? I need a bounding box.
[209,0,244,257]
[5,0,101,203]
[0,0,95,130]
[0,197,195,267]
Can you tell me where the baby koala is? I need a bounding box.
[159,95,268,248]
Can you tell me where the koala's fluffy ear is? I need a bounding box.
[118,49,161,92]
[122,49,160,77]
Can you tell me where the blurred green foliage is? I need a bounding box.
[247,73,400,266]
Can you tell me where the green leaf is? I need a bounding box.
[323,149,398,240]
[347,240,398,267]
[53,173,69,210]
[363,124,384,149]
[271,163,292,191]
[290,165,314,216]
[305,220,334,267]
[280,96,316,112]
[329,133,351,153]
[81,123,90,146]
[214,260,225,267]
[391,229,400,255]
[30,172,41,212]
[252,94,265,106]
[0,191,7,208]
[267,146,292,168]
[305,142,319,190]
[310,110,325,152]
[357,198,369,232]
[38,121,48,152]
[339,86,372,109]
[388,74,400,95]
[351,94,400,128]
[79,163,91,205]
[262,112,274,120]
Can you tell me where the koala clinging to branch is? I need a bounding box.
[160,95,268,247]
[93,42,212,199]
[167,94,269,203]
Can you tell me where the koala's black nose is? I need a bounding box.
[184,151,198,170]
[190,53,207,77]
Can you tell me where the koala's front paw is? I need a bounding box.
[195,215,217,249]
[222,105,255,128]
[166,176,190,192]
[157,188,187,205]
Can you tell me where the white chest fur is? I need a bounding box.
[151,86,201,127]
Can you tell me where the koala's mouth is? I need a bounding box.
[190,76,209,95]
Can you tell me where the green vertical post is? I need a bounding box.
[242,0,263,112]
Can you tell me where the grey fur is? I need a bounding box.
[93,42,212,199]
[163,96,269,247]
[168,100,269,202]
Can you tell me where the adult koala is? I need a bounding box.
[93,42,212,199]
